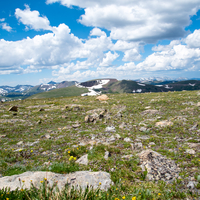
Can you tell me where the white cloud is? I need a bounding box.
[99,51,119,66]
[1,23,12,32]
[0,18,5,22]
[122,49,141,62]
[47,0,200,42]
[185,29,200,48]
[15,5,51,31]
[90,28,106,36]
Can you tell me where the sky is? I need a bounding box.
[1,0,200,86]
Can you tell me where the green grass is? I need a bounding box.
[0,90,200,199]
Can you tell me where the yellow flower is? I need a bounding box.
[68,151,70,154]
[44,178,47,181]
[31,150,33,153]
[30,180,32,182]
[21,189,24,191]
[74,157,77,161]
[115,198,119,200]
[132,197,136,200]
[6,198,9,200]
[77,147,79,150]
[99,182,101,185]
[122,196,126,199]
[158,193,161,196]
[19,149,23,152]
[40,181,43,183]
[116,188,118,190]
[22,180,25,183]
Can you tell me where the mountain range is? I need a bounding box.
[1,78,200,101]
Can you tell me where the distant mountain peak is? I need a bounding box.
[47,81,57,85]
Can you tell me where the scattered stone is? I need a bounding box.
[131,142,143,150]
[96,94,109,101]
[115,134,121,139]
[0,171,112,191]
[0,135,6,138]
[105,126,116,132]
[197,102,200,106]
[185,149,195,155]
[149,142,156,146]
[0,119,26,123]
[72,124,81,128]
[124,137,132,142]
[137,136,150,140]
[104,151,111,160]
[9,106,18,112]
[155,120,173,127]
[106,136,116,143]
[138,149,180,182]
[26,141,39,146]
[141,109,160,115]
[187,181,198,190]
[119,122,126,129]
[189,123,198,131]
[139,127,147,132]
[122,154,133,159]
[76,154,88,165]
[41,134,51,139]
[187,143,200,148]
[17,141,24,146]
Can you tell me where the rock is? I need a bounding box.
[72,124,81,128]
[0,171,112,191]
[26,141,39,146]
[141,109,160,115]
[132,142,143,150]
[197,102,200,106]
[106,136,116,143]
[137,136,150,140]
[138,149,180,183]
[155,120,173,127]
[9,106,18,112]
[149,142,156,146]
[185,149,195,155]
[187,181,197,189]
[96,95,109,101]
[105,126,116,132]
[41,134,51,139]
[124,137,133,142]
[122,154,133,159]
[0,135,6,138]
[189,123,198,131]
[17,141,24,146]
[187,143,200,148]
[76,154,88,165]
[104,151,111,160]
[115,134,121,139]
[119,122,126,129]
[139,127,147,132]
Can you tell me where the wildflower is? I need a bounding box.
[132,197,136,200]
[115,198,119,200]
[77,147,79,150]
[68,151,70,154]
[116,188,118,190]
[158,193,161,196]
[22,180,25,183]
[69,156,74,161]
[19,149,23,152]
[21,189,24,191]
[44,178,47,181]
[122,196,126,199]
[7,193,9,195]
[31,150,33,153]
[99,182,101,185]
[30,180,32,182]
[12,149,14,151]
[6,198,9,200]
[40,181,43,183]
[74,157,77,161]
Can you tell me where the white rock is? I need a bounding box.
[185,149,195,155]
[76,154,88,165]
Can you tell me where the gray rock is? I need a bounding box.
[104,151,111,160]
[119,122,126,129]
[155,120,173,127]
[187,181,197,189]
[138,149,180,183]
[17,141,24,146]
[122,154,133,159]
[76,154,88,165]
[139,127,147,132]
[106,136,116,143]
[124,137,133,142]
[132,142,143,150]
[105,126,116,132]
[185,149,195,155]
[115,134,121,139]
[0,171,112,191]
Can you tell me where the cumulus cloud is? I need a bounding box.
[15,5,52,31]
[99,51,119,66]
[90,27,106,37]
[1,23,12,32]
[0,18,5,22]
[47,0,200,42]
[185,29,200,48]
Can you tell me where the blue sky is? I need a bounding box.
[1,0,200,86]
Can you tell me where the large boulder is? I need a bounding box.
[96,95,109,101]
[138,149,180,182]
[0,171,112,191]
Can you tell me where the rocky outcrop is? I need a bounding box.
[0,171,112,191]
[138,149,180,182]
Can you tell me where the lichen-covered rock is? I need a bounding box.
[0,171,112,191]
[96,95,109,101]
[155,120,173,127]
[138,149,180,182]
[76,154,88,165]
